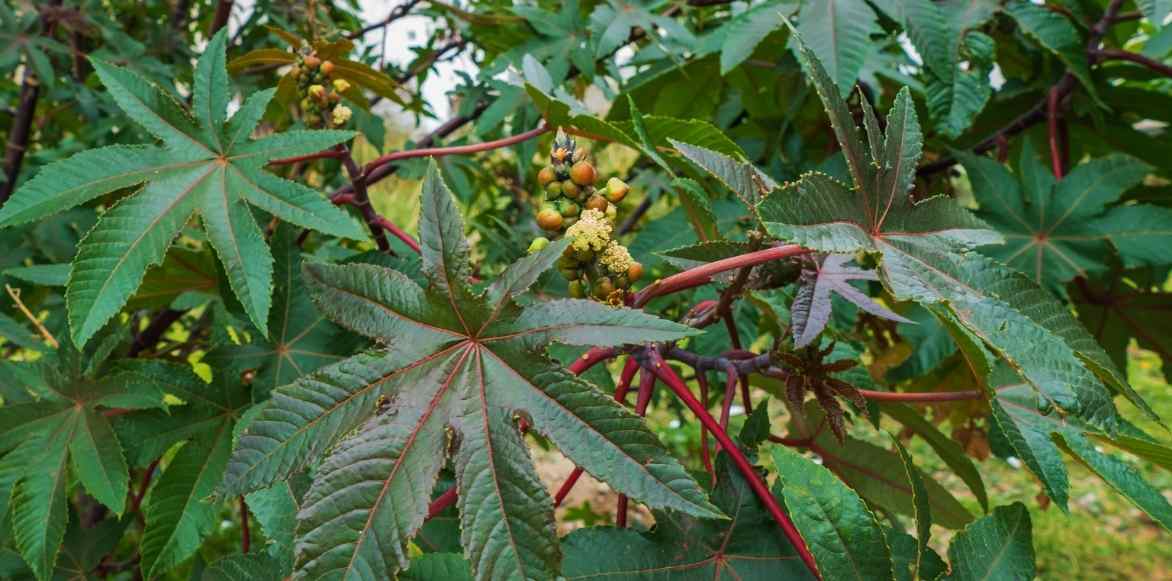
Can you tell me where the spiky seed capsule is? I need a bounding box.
[321,60,335,75]
[537,166,556,186]
[570,161,596,186]
[606,177,629,203]
[585,194,608,212]
[566,180,584,199]
[537,209,564,231]
[558,200,580,217]
[627,262,644,282]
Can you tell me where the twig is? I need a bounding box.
[210,0,233,35]
[338,145,392,252]
[696,371,715,480]
[239,496,251,553]
[553,467,585,508]
[362,124,550,176]
[427,486,458,519]
[1047,86,1065,179]
[1092,48,1172,77]
[0,0,62,205]
[644,348,822,579]
[856,388,982,402]
[349,0,423,39]
[567,347,620,375]
[634,244,809,307]
[4,284,58,348]
[128,309,185,357]
[268,148,347,166]
[616,195,653,236]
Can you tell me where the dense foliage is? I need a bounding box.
[1,0,1171,579]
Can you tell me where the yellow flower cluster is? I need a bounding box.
[565,209,611,252]
[599,241,634,274]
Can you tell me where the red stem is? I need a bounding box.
[616,496,629,528]
[634,244,809,307]
[697,371,714,481]
[567,347,619,375]
[129,459,161,517]
[553,467,585,508]
[268,149,346,166]
[364,125,550,175]
[1046,86,1065,179]
[857,389,983,402]
[427,486,458,519]
[645,350,821,579]
[1093,48,1172,78]
[239,496,250,553]
[719,365,737,432]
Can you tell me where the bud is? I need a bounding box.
[536,209,564,231]
[332,78,351,93]
[331,105,352,126]
[537,166,556,186]
[303,54,321,68]
[585,195,608,212]
[321,60,336,75]
[568,280,586,298]
[308,84,326,99]
[627,262,644,282]
[562,180,580,199]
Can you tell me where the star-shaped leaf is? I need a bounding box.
[753,29,1159,431]
[220,160,717,580]
[959,148,1167,295]
[0,29,366,347]
[791,254,911,348]
[210,225,362,402]
[0,339,166,580]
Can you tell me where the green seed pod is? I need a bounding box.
[527,237,550,254]
[562,180,580,199]
[593,277,615,300]
[545,181,562,196]
[568,280,586,298]
[558,200,580,218]
[605,203,618,221]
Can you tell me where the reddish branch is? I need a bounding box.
[634,244,810,307]
[362,125,550,176]
[427,486,458,519]
[239,496,251,553]
[210,1,233,35]
[644,348,821,579]
[1092,48,1172,77]
[337,145,392,252]
[0,0,63,205]
[1047,86,1066,179]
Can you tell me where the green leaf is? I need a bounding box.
[880,403,988,512]
[203,554,284,581]
[0,31,362,347]
[944,503,1035,581]
[9,418,73,581]
[797,406,973,529]
[960,152,1158,294]
[211,226,361,401]
[670,139,777,207]
[890,437,930,580]
[771,445,895,581]
[244,481,300,572]
[563,451,815,580]
[718,1,789,74]
[1005,2,1101,105]
[795,0,879,94]
[992,382,1172,529]
[903,0,997,137]
[400,554,472,580]
[140,423,235,578]
[226,161,715,580]
[68,410,130,515]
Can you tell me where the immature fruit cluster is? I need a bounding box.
[531,130,642,304]
[291,52,352,128]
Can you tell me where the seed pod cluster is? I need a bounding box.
[291,52,352,128]
[531,130,642,304]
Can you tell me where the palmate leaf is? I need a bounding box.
[0,29,365,347]
[791,254,911,348]
[562,446,815,580]
[0,342,166,580]
[771,446,895,580]
[759,31,1160,432]
[959,149,1167,295]
[220,160,718,580]
[211,225,362,402]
